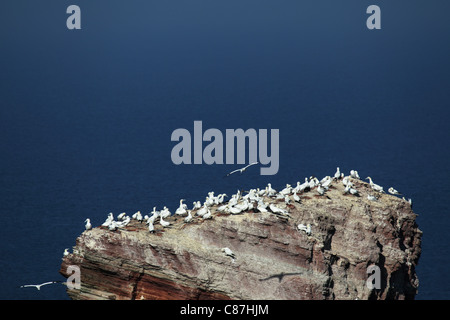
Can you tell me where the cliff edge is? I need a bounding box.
[60,176,422,300]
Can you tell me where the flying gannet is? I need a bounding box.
[388,187,401,195]
[20,281,60,290]
[84,218,92,230]
[226,162,259,177]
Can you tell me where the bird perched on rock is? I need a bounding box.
[221,247,235,259]
[175,199,188,216]
[184,210,193,223]
[366,177,384,193]
[84,218,92,230]
[388,187,401,195]
[297,223,311,236]
[367,194,378,201]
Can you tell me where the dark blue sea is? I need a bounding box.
[1,1,449,299]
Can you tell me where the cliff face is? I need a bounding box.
[60,178,422,300]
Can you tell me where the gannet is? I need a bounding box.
[175,199,188,216]
[226,162,259,176]
[192,201,202,210]
[160,206,171,218]
[196,204,208,217]
[367,194,378,201]
[84,218,92,230]
[284,195,291,205]
[350,170,360,179]
[159,216,170,227]
[202,208,212,220]
[117,212,127,221]
[321,177,332,189]
[293,192,301,203]
[297,223,311,236]
[132,211,143,222]
[101,213,114,227]
[308,177,319,189]
[269,203,290,216]
[280,184,292,196]
[388,187,401,195]
[334,167,341,180]
[20,281,60,291]
[63,248,70,256]
[317,184,325,196]
[116,215,131,228]
[366,177,384,193]
[108,221,118,231]
[148,220,154,233]
[222,247,235,259]
[229,206,243,214]
[184,210,193,223]
[266,183,277,196]
[257,200,268,212]
[403,197,413,207]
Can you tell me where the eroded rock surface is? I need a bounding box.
[60,178,421,300]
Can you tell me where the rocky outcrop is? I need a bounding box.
[59,177,422,300]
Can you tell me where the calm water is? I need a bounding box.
[1,1,449,299]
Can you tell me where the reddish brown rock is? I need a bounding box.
[60,178,422,300]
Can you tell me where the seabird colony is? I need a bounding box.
[83,167,412,237]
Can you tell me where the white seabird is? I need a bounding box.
[108,221,118,231]
[202,208,212,220]
[84,218,92,230]
[350,170,360,179]
[175,199,188,216]
[366,177,385,193]
[20,281,60,290]
[148,220,155,233]
[159,215,170,227]
[293,192,301,203]
[196,204,208,217]
[269,203,290,216]
[367,194,378,201]
[160,206,171,218]
[280,184,292,196]
[297,223,311,236]
[317,184,325,196]
[117,212,127,221]
[226,162,259,176]
[63,248,70,256]
[284,195,291,205]
[101,212,114,227]
[388,187,402,195]
[221,247,235,259]
[192,201,202,210]
[184,210,193,223]
[334,167,341,180]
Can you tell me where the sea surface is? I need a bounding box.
[1,1,449,299]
